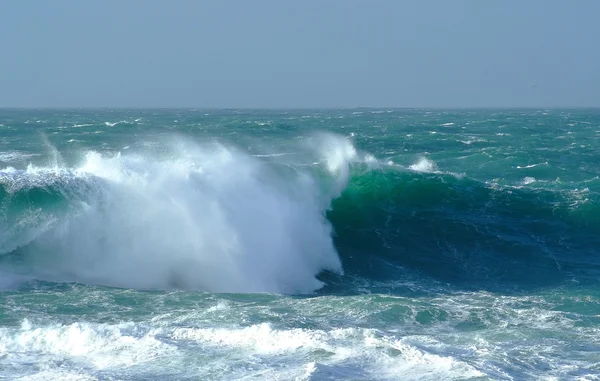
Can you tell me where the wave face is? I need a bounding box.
[328,170,600,292]
[1,135,375,293]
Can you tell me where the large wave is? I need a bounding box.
[2,133,599,294]
[327,169,600,291]
[0,134,376,293]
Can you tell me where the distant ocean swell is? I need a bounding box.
[1,134,598,294]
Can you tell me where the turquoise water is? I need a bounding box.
[1,109,599,380]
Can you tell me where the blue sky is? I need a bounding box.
[1,0,599,108]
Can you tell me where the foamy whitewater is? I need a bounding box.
[2,139,350,293]
[1,109,599,380]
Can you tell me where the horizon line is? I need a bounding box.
[1,106,599,111]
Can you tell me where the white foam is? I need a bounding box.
[459,139,483,145]
[517,162,548,169]
[104,121,128,127]
[0,320,175,376]
[308,133,369,199]
[169,323,483,380]
[172,323,323,354]
[409,158,436,173]
[522,177,536,185]
[0,319,483,380]
[3,136,365,293]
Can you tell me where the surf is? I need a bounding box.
[0,134,379,293]
[2,132,599,294]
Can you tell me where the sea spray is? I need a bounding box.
[0,134,375,293]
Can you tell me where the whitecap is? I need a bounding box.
[409,158,436,173]
[522,177,536,185]
[516,162,548,169]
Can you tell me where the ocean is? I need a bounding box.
[0,108,599,380]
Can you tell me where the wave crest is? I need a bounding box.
[1,135,372,293]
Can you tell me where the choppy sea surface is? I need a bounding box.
[1,109,599,380]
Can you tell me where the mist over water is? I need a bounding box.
[0,134,381,293]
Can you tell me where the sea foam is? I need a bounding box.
[0,134,370,293]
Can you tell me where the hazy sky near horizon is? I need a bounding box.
[1,1,599,108]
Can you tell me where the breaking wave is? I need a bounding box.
[1,133,598,294]
[0,134,375,293]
